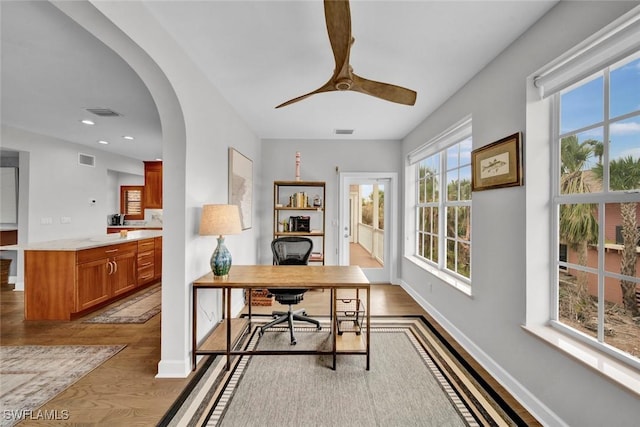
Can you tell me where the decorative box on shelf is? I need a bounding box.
[244,289,273,306]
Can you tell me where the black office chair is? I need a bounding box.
[259,237,321,345]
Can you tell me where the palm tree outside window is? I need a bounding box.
[554,52,640,361]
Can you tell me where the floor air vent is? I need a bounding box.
[334,129,354,135]
[78,153,95,167]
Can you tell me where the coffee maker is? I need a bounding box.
[110,214,125,226]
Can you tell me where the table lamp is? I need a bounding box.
[199,204,242,278]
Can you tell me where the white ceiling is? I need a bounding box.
[1,1,558,161]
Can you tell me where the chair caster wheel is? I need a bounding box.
[316,326,322,331]
[259,329,264,337]
[291,340,297,345]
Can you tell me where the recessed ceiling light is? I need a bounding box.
[123,136,134,140]
[81,119,95,125]
[97,140,109,145]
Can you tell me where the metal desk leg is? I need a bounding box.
[331,288,336,370]
[225,287,231,371]
[192,287,197,371]
[366,286,370,371]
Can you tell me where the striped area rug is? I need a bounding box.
[160,316,528,426]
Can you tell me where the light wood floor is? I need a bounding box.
[349,242,383,268]
[1,283,539,426]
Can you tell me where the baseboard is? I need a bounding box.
[398,279,567,427]
[156,358,191,378]
[12,278,23,291]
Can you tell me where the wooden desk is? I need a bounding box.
[192,265,370,371]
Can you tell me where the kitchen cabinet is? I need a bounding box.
[24,232,161,320]
[137,238,155,286]
[76,242,137,309]
[110,249,137,296]
[76,258,110,311]
[106,227,162,234]
[143,161,163,209]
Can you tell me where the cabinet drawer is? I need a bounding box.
[138,265,155,284]
[137,249,154,262]
[138,238,155,253]
[77,242,137,264]
[137,254,154,270]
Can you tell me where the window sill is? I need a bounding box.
[405,255,472,296]
[522,324,640,397]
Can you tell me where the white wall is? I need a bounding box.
[1,125,144,242]
[401,2,639,425]
[106,170,144,215]
[261,139,401,265]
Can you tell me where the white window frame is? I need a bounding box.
[550,59,640,369]
[406,116,472,295]
[526,5,640,388]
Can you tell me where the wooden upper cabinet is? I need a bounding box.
[143,161,163,209]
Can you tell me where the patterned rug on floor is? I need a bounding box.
[0,345,125,427]
[83,284,161,324]
[160,316,532,426]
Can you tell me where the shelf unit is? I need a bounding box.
[273,181,325,264]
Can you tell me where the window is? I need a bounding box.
[407,117,472,291]
[552,52,640,364]
[120,185,144,220]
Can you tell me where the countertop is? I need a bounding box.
[1,230,162,251]
[107,225,162,229]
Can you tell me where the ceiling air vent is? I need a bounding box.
[78,153,95,167]
[85,108,121,117]
[334,129,354,135]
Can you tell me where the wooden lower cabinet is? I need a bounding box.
[76,258,110,311]
[110,250,137,296]
[137,238,155,286]
[25,240,155,320]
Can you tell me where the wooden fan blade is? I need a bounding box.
[275,80,336,109]
[324,0,352,79]
[351,73,417,106]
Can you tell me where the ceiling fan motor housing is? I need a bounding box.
[335,78,352,91]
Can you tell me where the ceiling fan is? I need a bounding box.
[276,0,417,108]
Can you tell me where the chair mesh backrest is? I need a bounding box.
[271,237,313,265]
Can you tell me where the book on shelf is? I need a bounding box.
[288,192,309,208]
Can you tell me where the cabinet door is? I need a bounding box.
[111,251,137,296]
[76,259,110,311]
[144,161,163,208]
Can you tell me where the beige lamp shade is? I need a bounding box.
[199,204,242,236]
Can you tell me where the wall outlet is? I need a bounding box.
[61,216,72,224]
[40,217,53,225]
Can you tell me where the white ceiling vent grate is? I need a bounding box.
[85,108,121,117]
[334,129,354,135]
[78,153,95,167]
